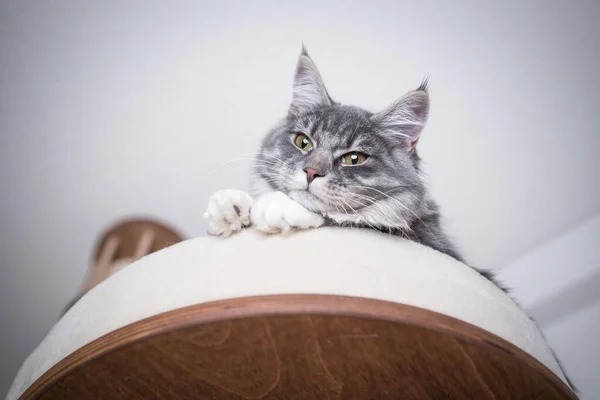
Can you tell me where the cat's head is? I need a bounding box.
[253,48,431,229]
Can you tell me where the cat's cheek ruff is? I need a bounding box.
[250,175,278,197]
[287,169,308,191]
[325,211,361,225]
[288,191,323,214]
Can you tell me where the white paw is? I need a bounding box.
[251,191,324,234]
[204,189,253,237]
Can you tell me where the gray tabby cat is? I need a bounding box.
[204,48,579,387]
[204,47,498,286]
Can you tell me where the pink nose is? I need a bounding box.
[305,168,320,184]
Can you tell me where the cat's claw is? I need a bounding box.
[251,191,324,233]
[204,189,253,237]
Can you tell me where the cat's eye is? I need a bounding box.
[294,133,314,151]
[341,152,368,165]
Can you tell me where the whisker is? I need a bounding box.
[254,152,293,169]
[348,185,443,246]
[236,151,294,169]
[349,192,412,234]
[338,197,382,230]
[348,185,420,219]
[209,157,282,174]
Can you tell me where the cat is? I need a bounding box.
[204,47,499,285]
[203,49,578,389]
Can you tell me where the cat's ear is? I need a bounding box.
[371,80,430,151]
[289,46,332,117]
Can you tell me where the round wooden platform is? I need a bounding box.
[23,295,576,400]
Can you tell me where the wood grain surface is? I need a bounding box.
[23,295,577,400]
[92,218,184,263]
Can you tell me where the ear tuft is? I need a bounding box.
[417,77,430,93]
[301,41,309,57]
[371,84,430,147]
[289,47,332,117]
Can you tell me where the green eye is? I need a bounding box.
[341,152,368,165]
[294,133,313,151]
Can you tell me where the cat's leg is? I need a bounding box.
[251,191,324,233]
[204,189,253,237]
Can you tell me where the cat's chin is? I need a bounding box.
[288,190,329,213]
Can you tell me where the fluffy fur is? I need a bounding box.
[251,48,501,286]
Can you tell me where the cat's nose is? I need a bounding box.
[304,167,323,184]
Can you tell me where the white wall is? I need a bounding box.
[1,0,599,396]
[497,213,600,313]
[497,212,600,399]
[543,300,600,400]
